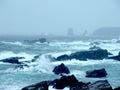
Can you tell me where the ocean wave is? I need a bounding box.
[1,41,30,47]
[49,41,90,46]
[0,51,35,61]
[51,59,120,66]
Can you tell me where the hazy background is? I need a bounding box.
[0,0,120,36]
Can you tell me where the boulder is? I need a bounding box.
[53,63,70,75]
[21,81,49,90]
[87,80,112,90]
[52,75,78,89]
[0,57,25,64]
[85,68,108,78]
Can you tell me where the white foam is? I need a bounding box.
[0,51,34,61]
[52,59,120,66]
[1,41,29,47]
[49,86,70,90]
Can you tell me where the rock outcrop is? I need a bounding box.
[85,68,108,78]
[0,57,25,64]
[53,63,70,75]
[56,49,109,61]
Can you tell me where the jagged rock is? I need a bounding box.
[0,57,25,64]
[86,68,107,78]
[21,81,49,90]
[52,75,78,89]
[70,82,91,90]
[87,80,112,90]
[21,76,113,90]
[53,63,70,75]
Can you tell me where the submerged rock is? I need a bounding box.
[21,81,49,90]
[89,46,101,50]
[85,68,108,78]
[53,63,70,75]
[24,38,47,43]
[0,57,25,64]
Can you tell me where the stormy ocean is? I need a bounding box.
[0,38,120,90]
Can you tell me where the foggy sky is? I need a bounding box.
[0,0,120,36]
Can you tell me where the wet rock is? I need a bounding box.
[31,54,41,62]
[86,68,108,78]
[70,49,109,60]
[70,82,90,90]
[0,57,25,64]
[21,81,49,90]
[89,46,101,50]
[56,49,109,61]
[56,54,70,61]
[15,64,29,69]
[53,63,70,75]
[108,52,120,61]
[52,75,78,89]
[87,80,112,90]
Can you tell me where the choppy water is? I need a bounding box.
[0,38,120,90]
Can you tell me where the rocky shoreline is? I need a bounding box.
[21,63,120,90]
[21,75,120,90]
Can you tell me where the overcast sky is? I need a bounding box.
[0,0,120,36]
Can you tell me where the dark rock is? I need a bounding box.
[108,56,120,61]
[15,64,29,69]
[108,52,120,61]
[89,46,101,50]
[0,57,25,64]
[56,54,70,61]
[70,49,109,60]
[86,68,108,78]
[52,75,78,89]
[70,82,91,90]
[53,63,70,75]
[21,81,49,90]
[114,87,120,90]
[88,80,112,90]
[56,49,109,61]
[24,38,47,43]
[31,54,41,62]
